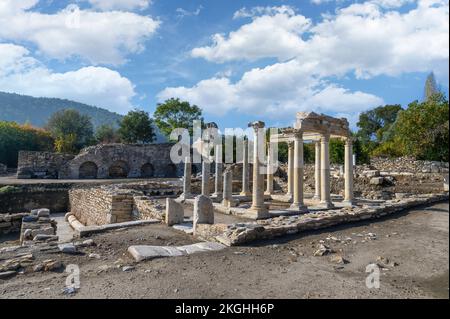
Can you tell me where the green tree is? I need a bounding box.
[395,93,449,161]
[357,104,402,144]
[118,110,156,144]
[95,124,118,144]
[424,72,439,102]
[46,109,94,153]
[154,98,203,137]
[0,121,54,167]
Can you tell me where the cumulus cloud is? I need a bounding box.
[0,1,160,65]
[0,43,136,114]
[161,1,448,122]
[86,0,152,11]
[192,6,311,62]
[158,59,384,118]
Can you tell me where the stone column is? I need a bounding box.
[313,141,321,201]
[213,144,223,199]
[222,169,237,208]
[201,160,210,196]
[246,121,269,219]
[240,139,251,196]
[289,131,308,212]
[343,138,355,206]
[179,156,193,200]
[320,134,334,208]
[286,141,294,200]
[265,144,274,195]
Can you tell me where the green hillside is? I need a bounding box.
[0,91,123,128]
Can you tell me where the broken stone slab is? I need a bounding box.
[0,271,17,279]
[37,209,50,218]
[370,177,385,185]
[128,242,226,262]
[33,234,59,242]
[172,223,194,234]
[58,243,77,254]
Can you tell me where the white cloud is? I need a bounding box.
[192,1,448,79]
[0,2,160,65]
[158,59,384,118]
[86,0,152,11]
[176,5,203,18]
[161,0,449,124]
[0,43,136,114]
[192,6,311,62]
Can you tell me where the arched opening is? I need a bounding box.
[165,164,178,178]
[141,163,155,178]
[79,162,98,179]
[108,161,129,178]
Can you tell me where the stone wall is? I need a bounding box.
[0,213,28,235]
[69,182,182,226]
[59,143,182,179]
[0,186,69,214]
[17,151,75,179]
[369,157,449,174]
[0,163,7,175]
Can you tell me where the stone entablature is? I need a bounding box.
[17,143,183,180]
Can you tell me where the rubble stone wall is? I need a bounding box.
[0,187,69,214]
[0,213,28,235]
[0,163,7,175]
[17,151,75,179]
[16,143,183,180]
[369,157,449,174]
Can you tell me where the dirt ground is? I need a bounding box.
[0,201,448,299]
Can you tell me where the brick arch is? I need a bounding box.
[141,163,155,178]
[108,160,129,178]
[79,161,98,179]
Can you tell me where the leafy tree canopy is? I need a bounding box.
[46,109,94,153]
[95,124,119,144]
[154,98,203,137]
[118,110,156,144]
[357,104,402,144]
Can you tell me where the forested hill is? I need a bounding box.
[0,91,123,128]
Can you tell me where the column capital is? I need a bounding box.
[292,129,304,140]
[248,121,265,131]
[345,136,354,145]
[287,140,295,149]
[320,133,330,143]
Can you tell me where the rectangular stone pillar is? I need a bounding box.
[222,169,237,208]
[213,144,223,199]
[320,134,334,209]
[246,121,269,219]
[289,131,308,212]
[179,156,193,200]
[265,144,274,195]
[201,160,210,197]
[240,139,251,196]
[313,141,321,200]
[287,141,294,200]
[343,138,355,206]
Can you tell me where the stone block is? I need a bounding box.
[370,177,384,185]
[165,198,184,226]
[193,195,214,232]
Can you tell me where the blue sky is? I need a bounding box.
[0,0,448,131]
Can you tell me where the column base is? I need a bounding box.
[318,201,335,209]
[288,203,309,213]
[312,195,321,201]
[178,193,193,201]
[342,199,356,207]
[244,206,270,220]
[222,199,239,208]
[264,191,274,196]
[240,191,251,197]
